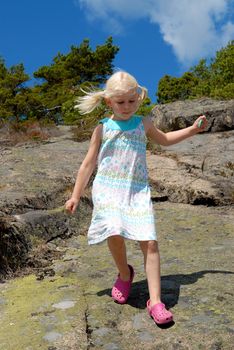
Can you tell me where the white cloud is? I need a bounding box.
[76,0,234,65]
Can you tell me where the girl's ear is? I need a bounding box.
[104,97,112,107]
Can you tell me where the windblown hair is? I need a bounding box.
[75,71,148,115]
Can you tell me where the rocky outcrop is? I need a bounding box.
[0,122,233,275]
[150,98,234,132]
[148,98,234,206]
[0,213,30,277]
[0,128,92,276]
[0,123,233,349]
[147,130,234,206]
[0,204,233,349]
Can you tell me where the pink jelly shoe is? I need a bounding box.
[147,300,173,325]
[111,265,134,304]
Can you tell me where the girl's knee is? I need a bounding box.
[148,240,159,253]
[141,240,159,254]
[108,235,125,246]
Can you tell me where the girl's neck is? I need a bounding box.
[110,113,134,121]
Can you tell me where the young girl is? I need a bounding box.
[65,71,207,325]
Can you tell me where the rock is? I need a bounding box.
[0,125,233,349]
[0,127,92,276]
[150,98,234,132]
[0,213,30,275]
[0,124,233,276]
[0,200,92,276]
[0,214,233,349]
[148,130,234,205]
[0,131,90,215]
[148,99,234,205]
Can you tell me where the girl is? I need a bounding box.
[65,71,207,325]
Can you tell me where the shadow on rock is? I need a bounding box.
[97,269,234,310]
[161,269,234,308]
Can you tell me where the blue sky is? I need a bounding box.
[0,0,233,102]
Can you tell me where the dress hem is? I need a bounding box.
[88,232,157,245]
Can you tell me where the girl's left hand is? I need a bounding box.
[194,115,208,132]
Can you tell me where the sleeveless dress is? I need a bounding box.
[88,115,157,245]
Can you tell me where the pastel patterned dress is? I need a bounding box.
[88,115,157,244]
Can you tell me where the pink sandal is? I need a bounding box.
[147,300,173,325]
[111,265,134,304]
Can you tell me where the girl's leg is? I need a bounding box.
[107,235,131,281]
[139,240,161,306]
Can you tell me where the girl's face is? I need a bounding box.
[105,91,140,121]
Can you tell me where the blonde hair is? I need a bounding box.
[75,71,148,115]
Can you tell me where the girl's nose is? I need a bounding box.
[124,102,130,109]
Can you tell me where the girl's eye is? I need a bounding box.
[116,100,136,104]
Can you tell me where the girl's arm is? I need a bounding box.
[65,124,102,213]
[143,115,207,146]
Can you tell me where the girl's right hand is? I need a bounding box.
[65,197,79,214]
